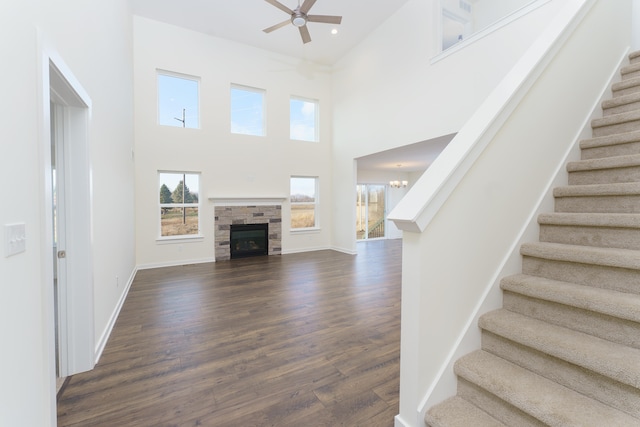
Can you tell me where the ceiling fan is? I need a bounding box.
[263,0,342,44]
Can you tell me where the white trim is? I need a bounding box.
[137,257,216,271]
[281,245,331,255]
[328,245,357,256]
[94,267,137,363]
[156,235,204,244]
[209,196,287,206]
[394,414,410,427]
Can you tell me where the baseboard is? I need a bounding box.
[136,257,215,270]
[394,414,411,427]
[328,245,357,255]
[281,245,332,255]
[94,266,137,364]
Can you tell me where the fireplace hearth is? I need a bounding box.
[230,223,268,259]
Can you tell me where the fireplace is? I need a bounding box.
[211,198,284,261]
[230,223,268,259]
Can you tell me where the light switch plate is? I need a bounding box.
[5,223,26,257]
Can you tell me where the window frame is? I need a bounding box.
[157,70,201,129]
[230,83,266,137]
[158,171,202,241]
[289,95,319,142]
[290,176,319,232]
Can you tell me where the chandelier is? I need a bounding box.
[389,180,408,188]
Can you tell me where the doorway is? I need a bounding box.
[356,184,387,240]
[46,56,95,382]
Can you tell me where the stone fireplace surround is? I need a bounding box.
[211,197,284,261]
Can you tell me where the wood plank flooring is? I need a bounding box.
[57,239,402,426]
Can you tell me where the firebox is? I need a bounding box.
[230,223,268,259]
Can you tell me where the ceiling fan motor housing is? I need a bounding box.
[292,11,307,27]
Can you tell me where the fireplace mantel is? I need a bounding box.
[209,196,287,207]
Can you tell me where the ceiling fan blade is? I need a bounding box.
[263,19,291,33]
[299,0,317,14]
[299,25,311,44]
[264,0,294,15]
[307,15,342,25]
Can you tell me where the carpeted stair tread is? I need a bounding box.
[612,76,640,96]
[566,153,640,172]
[553,181,640,197]
[501,273,640,323]
[520,241,640,271]
[480,309,640,388]
[580,129,640,151]
[621,61,640,78]
[425,396,506,427]
[591,109,640,130]
[629,50,640,63]
[455,350,640,426]
[602,91,640,115]
[538,212,640,228]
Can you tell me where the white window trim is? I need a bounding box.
[156,69,201,129]
[230,83,266,137]
[290,176,319,231]
[290,95,319,142]
[157,171,202,241]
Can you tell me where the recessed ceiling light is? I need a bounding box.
[331,28,338,35]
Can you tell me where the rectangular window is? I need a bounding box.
[230,84,265,136]
[157,71,200,128]
[159,172,200,238]
[290,176,318,230]
[290,96,319,142]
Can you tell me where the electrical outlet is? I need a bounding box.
[4,223,26,257]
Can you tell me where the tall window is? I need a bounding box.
[159,172,200,238]
[230,84,265,136]
[290,96,319,142]
[157,71,199,128]
[290,176,318,230]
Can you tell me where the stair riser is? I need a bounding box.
[630,54,640,65]
[582,141,640,160]
[539,224,640,250]
[604,100,640,116]
[456,378,544,427]
[592,119,640,137]
[568,166,640,185]
[623,69,640,80]
[503,292,640,348]
[482,331,640,418]
[613,84,640,98]
[522,256,640,294]
[554,194,640,213]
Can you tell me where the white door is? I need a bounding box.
[51,102,69,378]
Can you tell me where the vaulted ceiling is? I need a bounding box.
[131,0,447,173]
[131,0,411,66]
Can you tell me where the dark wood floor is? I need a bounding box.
[57,239,402,426]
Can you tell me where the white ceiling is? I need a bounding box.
[131,0,411,66]
[131,0,449,173]
[356,134,455,173]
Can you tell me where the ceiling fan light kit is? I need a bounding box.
[263,0,342,44]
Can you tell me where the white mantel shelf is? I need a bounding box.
[208,196,288,206]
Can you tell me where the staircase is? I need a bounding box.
[425,51,640,426]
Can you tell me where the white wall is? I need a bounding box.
[330,0,565,255]
[388,0,632,425]
[0,1,135,425]
[133,17,334,267]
